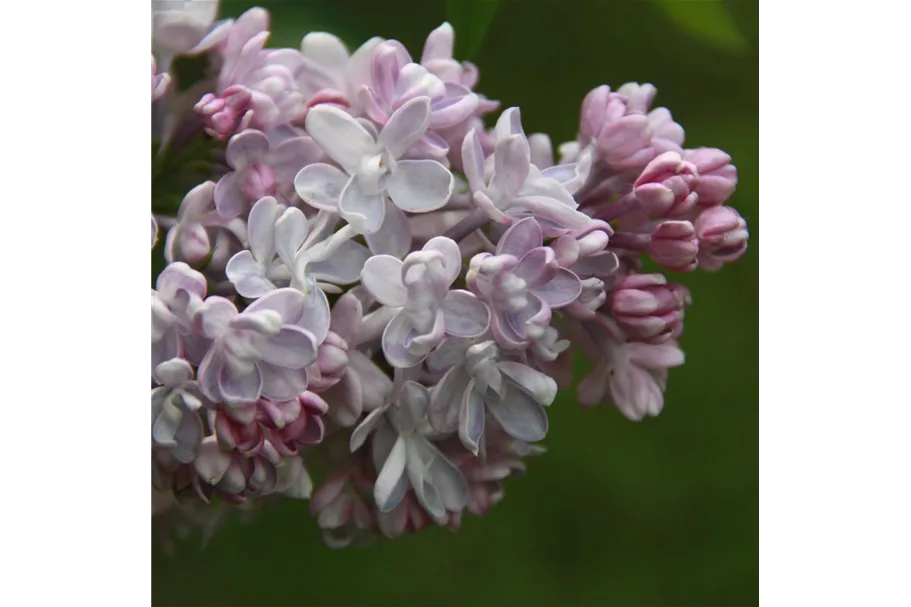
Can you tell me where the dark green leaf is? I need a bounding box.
[652,0,748,53]
[446,0,501,60]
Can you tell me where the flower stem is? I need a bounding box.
[443,208,487,242]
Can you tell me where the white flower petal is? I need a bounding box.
[486,382,548,442]
[294,163,348,212]
[361,255,407,306]
[378,96,431,159]
[366,200,411,259]
[375,435,409,512]
[441,290,490,338]
[274,207,309,269]
[226,129,270,169]
[226,250,276,299]
[305,104,376,174]
[308,240,371,285]
[386,159,453,213]
[339,180,385,233]
[246,196,281,263]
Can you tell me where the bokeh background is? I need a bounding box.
[152,0,758,604]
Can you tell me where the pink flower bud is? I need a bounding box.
[195,86,254,141]
[609,273,691,342]
[240,162,276,201]
[634,151,700,218]
[683,147,738,206]
[580,85,656,169]
[650,220,699,272]
[617,82,657,114]
[306,331,349,393]
[694,206,749,271]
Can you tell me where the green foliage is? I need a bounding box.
[446,0,501,60]
[652,0,748,53]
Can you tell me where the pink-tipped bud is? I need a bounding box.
[195,86,254,141]
[634,151,700,218]
[683,147,738,206]
[240,162,276,201]
[650,220,699,272]
[694,206,749,271]
[610,273,691,342]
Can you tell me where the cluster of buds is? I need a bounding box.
[151,1,750,547]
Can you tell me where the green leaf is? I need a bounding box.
[653,0,748,53]
[446,0,502,60]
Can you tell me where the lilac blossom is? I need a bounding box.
[152,358,205,464]
[150,8,754,546]
[359,39,479,156]
[428,339,557,454]
[361,236,490,367]
[467,219,582,350]
[193,288,324,405]
[462,108,593,235]
[294,97,454,233]
[349,380,468,519]
[215,129,322,217]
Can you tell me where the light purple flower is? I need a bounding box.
[320,293,395,427]
[306,331,349,393]
[551,220,619,319]
[462,108,593,236]
[420,22,479,89]
[225,197,369,312]
[297,33,383,116]
[152,262,208,374]
[192,435,282,503]
[215,129,322,218]
[165,181,243,269]
[580,85,654,170]
[359,40,480,157]
[152,358,205,464]
[428,339,556,454]
[634,151,700,218]
[576,317,685,421]
[467,218,582,350]
[694,206,749,271]
[294,97,454,234]
[361,236,490,368]
[152,0,231,72]
[349,380,468,519]
[193,288,324,406]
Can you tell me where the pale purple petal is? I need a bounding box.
[226,250,275,299]
[408,436,467,513]
[387,159,453,213]
[497,361,558,406]
[294,164,348,212]
[361,255,407,306]
[246,196,280,263]
[299,288,332,343]
[305,104,376,174]
[219,362,263,404]
[422,236,462,285]
[196,346,226,402]
[339,180,385,233]
[271,136,322,184]
[366,200,411,259]
[250,325,318,368]
[274,207,309,269]
[442,290,490,338]
[194,438,232,485]
[375,435,409,511]
[226,129,269,168]
[308,240,371,284]
[459,386,485,455]
[350,406,386,452]
[429,365,470,432]
[382,312,434,368]
[493,135,531,199]
[378,96,432,158]
[197,297,238,339]
[214,172,247,218]
[486,383,548,442]
[495,107,525,140]
[244,288,306,325]
[626,342,685,369]
[259,363,309,402]
[513,247,558,288]
[461,129,486,193]
[497,217,543,258]
[154,358,194,387]
[533,268,582,309]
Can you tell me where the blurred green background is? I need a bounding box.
[152,0,758,605]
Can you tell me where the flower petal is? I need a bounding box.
[497,361,558,406]
[339,179,385,233]
[214,172,247,218]
[154,357,194,387]
[244,288,306,325]
[534,268,582,309]
[459,384,485,455]
[226,250,275,299]
[250,325,318,368]
[486,382,548,442]
[497,217,543,258]
[305,104,376,174]
[226,129,269,169]
[461,129,487,193]
[378,96,432,159]
[299,288,332,343]
[442,290,490,338]
[361,255,407,306]
[429,365,470,432]
[273,206,309,270]
[294,163,349,212]
[349,406,386,452]
[387,159,453,213]
[259,362,309,402]
[492,135,531,199]
[246,196,280,263]
[366,200,412,259]
[422,236,462,285]
[375,435,409,512]
[219,361,263,405]
[308,240,371,285]
[382,311,436,368]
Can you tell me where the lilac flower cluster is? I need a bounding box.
[151,1,750,547]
